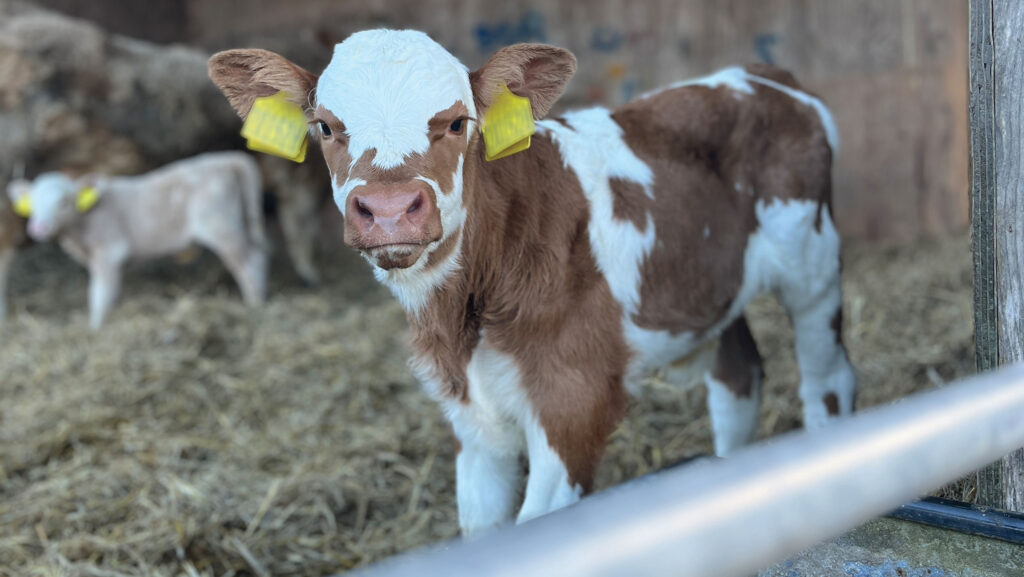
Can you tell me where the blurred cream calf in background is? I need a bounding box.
[6,151,268,329]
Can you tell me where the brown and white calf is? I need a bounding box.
[8,152,268,329]
[210,30,856,535]
[0,193,26,325]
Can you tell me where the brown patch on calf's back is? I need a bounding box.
[609,177,650,231]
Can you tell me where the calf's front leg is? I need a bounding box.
[453,430,522,537]
[88,257,123,330]
[515,333,628,525]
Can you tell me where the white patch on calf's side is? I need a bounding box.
[705,371,761,457]
[540,109,656,315]
[316,30,477,170]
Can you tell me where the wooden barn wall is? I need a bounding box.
[40,0,971,243]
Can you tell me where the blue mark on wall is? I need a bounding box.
[843,560,949,577]
[590,26,625,52]
[677,38,692,57]
[755,32,780,64]
[475,11,547,52]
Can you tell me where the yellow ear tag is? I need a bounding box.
[76,187,100,213]
[241,92,309,163]
[13,194,31,217]
[481,84,535,162]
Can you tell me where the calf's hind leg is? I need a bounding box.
[705,316,764,456]
[200,232,267,306]
[775,211,856,429]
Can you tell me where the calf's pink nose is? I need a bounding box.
[28,221,52,239]
[350,190,427,234]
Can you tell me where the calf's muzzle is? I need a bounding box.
[343,181,443,269]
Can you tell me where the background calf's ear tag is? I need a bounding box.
[13,195,31,217]
[481,84,535,161]
[241,92,309,163]
[76,187,99,213]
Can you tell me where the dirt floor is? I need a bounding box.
[0,227,975,577]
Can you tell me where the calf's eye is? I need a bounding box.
[318,121,332,138]
[449,118,464,134]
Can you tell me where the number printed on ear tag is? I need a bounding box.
[241,92,309,163]
[481,84,535,162]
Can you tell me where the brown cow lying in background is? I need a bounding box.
[7,151,268,329]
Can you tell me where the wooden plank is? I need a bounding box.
[969,0,997,372]
[991,0,1024,513]
[969,0,1003,508]
[972,0,1024,512]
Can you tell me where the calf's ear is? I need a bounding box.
[470,44,577,120]
[208,49,319,119]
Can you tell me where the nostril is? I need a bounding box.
[356,199,374,221]
[407,195,422,215]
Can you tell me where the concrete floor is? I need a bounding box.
[759,517,1022,577]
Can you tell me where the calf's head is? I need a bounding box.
[6,174,97,241]
[209,30,575,272]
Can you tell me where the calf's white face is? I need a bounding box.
[7,173,85,241]
[315,30,474,271]
[209,29,576,274]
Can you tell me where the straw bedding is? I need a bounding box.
[0,231,974,576]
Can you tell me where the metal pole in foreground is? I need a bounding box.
[347,364,1024,577]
